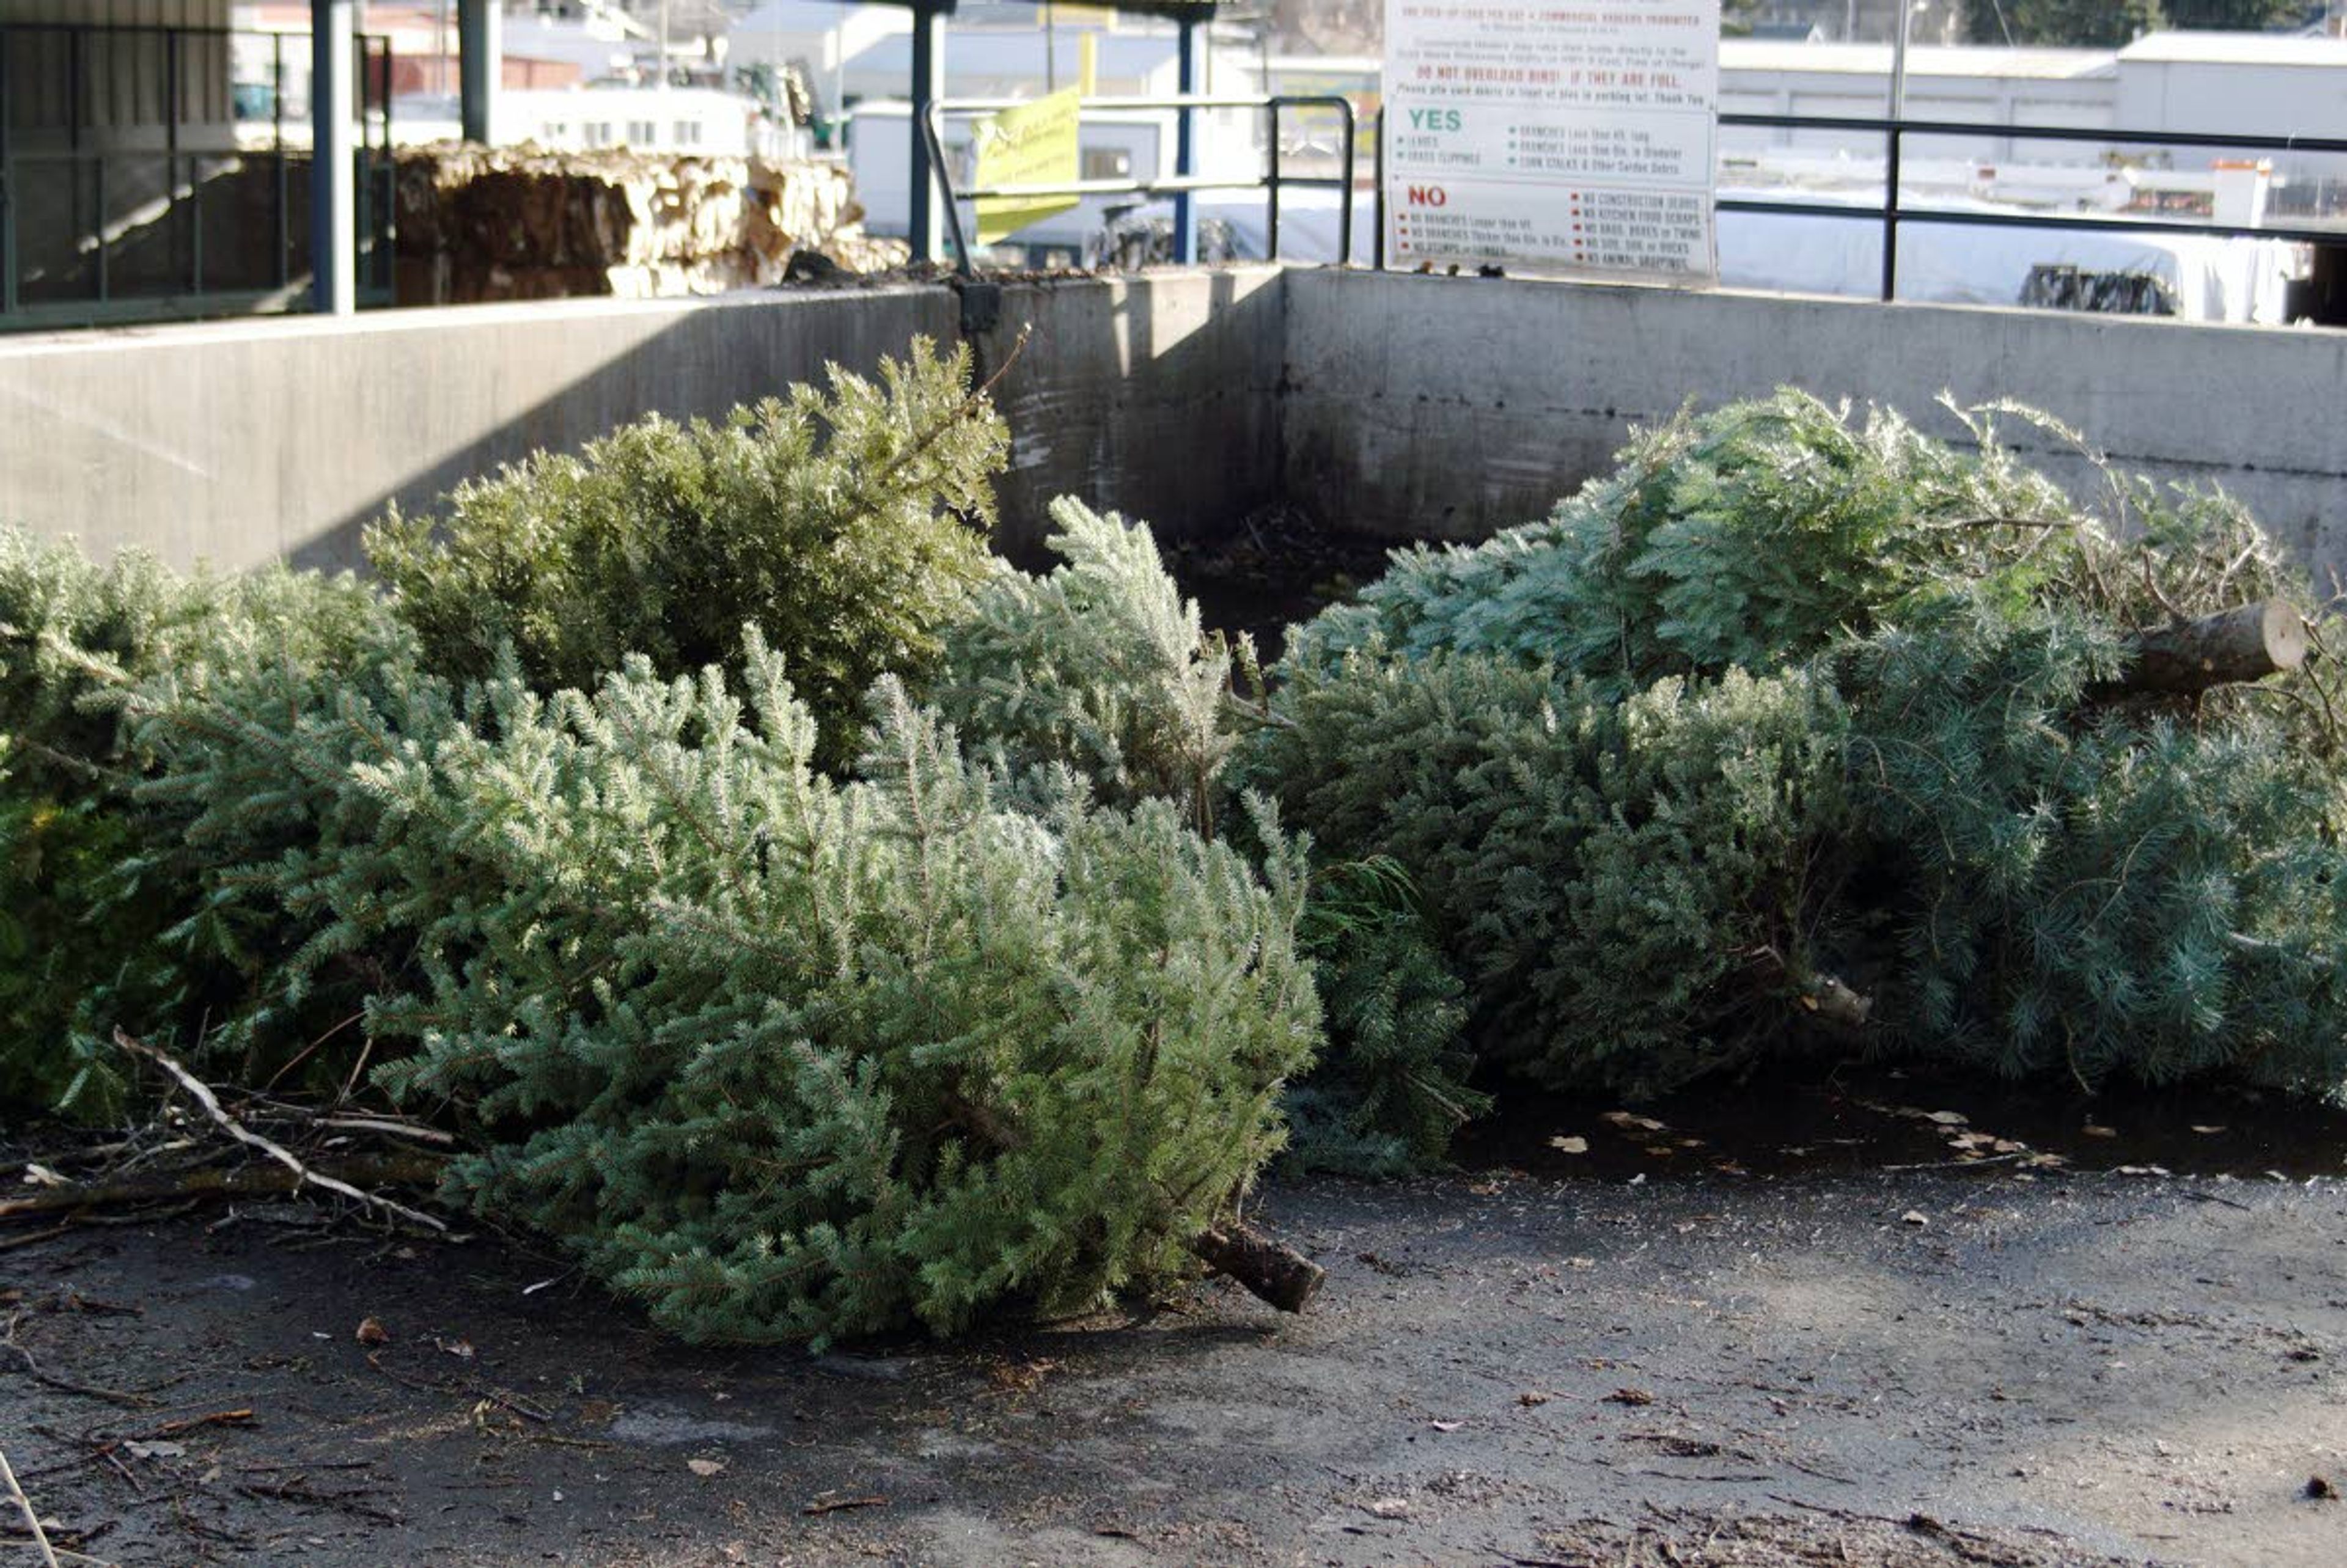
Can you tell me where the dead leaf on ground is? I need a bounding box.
[1548,1135,1590,1154]
[1518,1391,1551,1407]
[2081,1124,2119,1138]
[1605,1388,1656,1407]
[1429,1419,1461,1432]
[687,1457,728,1478]
[986,1357,1060,1396]
[1603,1111,1668,1133]
[2191,1124,2227,1135]
[1363,1497,1411,1519]
[354,1316,390,1346]
[1901,1210,1930,1227]
[1924,1110,1969,1126]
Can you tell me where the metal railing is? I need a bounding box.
[1712,112,2347,303]
[919,93,1357,279]
[1359,106,2347,305]
[2,21,396,329]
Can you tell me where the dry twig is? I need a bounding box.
[0,1442,62,1568]
[111,1031,446,1234]
[1,1316,158,1410]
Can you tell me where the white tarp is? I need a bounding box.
[1716,185,2304,323]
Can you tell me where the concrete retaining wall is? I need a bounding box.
[0,287,941,573]
[0,267,1285,573]
[982,266,1284,565]
[3,264,2341,582]
[1281,269,2347,579]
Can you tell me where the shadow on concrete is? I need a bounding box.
[281,267,1287,576]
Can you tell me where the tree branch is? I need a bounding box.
[110,1032,447,1233]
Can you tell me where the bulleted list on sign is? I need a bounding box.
[1390,182,1711,274]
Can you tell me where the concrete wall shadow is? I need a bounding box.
[6,266,2341,582]
[0,269,1286,577]
[978,265,1281,565]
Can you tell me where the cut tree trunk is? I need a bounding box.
[1191,1220,1326,1313]
[2117,601,2307,696]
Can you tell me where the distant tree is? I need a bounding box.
[1964,0,2165,46]
[2161,0,2311,24]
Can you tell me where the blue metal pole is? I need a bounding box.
[909,1,946,263]
[459,0,499,144]
[1173,18,1197,265]
[311,0,355,313]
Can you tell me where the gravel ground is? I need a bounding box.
[6,1110,2344,1568]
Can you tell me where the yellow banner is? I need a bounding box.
[974,87,1082,246]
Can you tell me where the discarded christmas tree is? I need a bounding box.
[1255,391,2347,1102]
[926,500,1483,1169]
[367,337,1007,769]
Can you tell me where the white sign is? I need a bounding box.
[1383,0,1721,279]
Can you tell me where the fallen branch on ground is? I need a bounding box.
[233,1476,400,1526]
[0,1156,446,1225]
[109,1032,447,1234]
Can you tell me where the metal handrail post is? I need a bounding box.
[69,27,84,288]
[1881,122,1901,302]
[95,155,108,302]
[375,36,397,296]
[1370,104,1384,273]
[171,29,199,298]
[1335,97,1356,266]
[908,0,944,264]
[1266,103,1282,262]
[1,27,14,317]
[921,100,975,279]
[274,31,289,290]
[1173,18,1197,265]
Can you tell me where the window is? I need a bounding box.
[1081,147,1132,181]
[674,120,703,146]
[628,120,656,146]
[582,121,612,147]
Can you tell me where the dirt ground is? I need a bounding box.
[6,1080,2345,1568]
